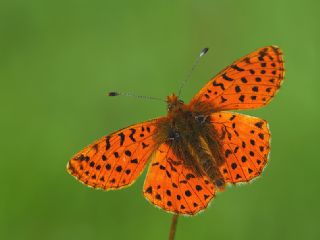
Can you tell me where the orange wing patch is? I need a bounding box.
[67,119,161,190]
[210,112,270,183]
[191,46,284,111]
[143,143,215,215]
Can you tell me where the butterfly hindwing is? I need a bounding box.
[143,143,215,215]
[190,46,284,111]
[67,119,162,190]
[210,112,270,183]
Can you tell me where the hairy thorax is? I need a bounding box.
[154,93,226,189]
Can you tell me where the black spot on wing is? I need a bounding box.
[118,132,125,146]
[105,137,111,150]
[212,80,225,90]
[255,121,264,129]
[222,73,233,81]
[231,64,244,72]
[129,128,136,142]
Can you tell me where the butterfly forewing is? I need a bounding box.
[143,143,215,215]
[67,119,162,189]
[210,112,270,183]
[190,46,284,111]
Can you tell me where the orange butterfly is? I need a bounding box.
[67,46,284,215]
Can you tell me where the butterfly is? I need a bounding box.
[67,46,284,215]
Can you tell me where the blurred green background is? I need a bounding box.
[1,0,319,239]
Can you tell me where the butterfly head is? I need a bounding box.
[167,93,184,112]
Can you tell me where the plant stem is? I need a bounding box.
[169,214,179,240]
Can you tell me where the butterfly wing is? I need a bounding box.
[210,112,270,183]
[143,143,215,215]
[67,119,162,190]
[190,46,284,111]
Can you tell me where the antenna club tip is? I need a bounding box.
[200,47,209,57]
[108,92,119,96]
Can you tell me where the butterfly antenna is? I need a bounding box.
[108,91,166,102]
[177,47,209,97]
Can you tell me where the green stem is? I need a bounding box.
[169,214,179,240]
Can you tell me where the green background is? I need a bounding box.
[1,0,319,239]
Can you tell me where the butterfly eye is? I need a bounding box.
[195,115,208,124]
